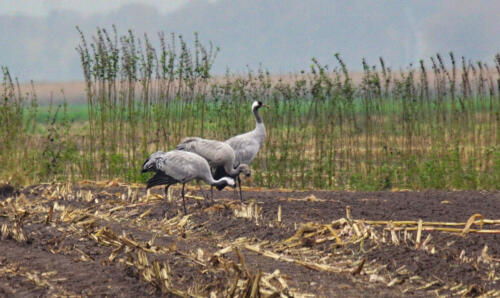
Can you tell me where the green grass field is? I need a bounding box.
[33,104,88,123]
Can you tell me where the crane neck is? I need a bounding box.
[253,107,266,135]
[226,164,248,176]
[225,164,239,176]
[212,177,234,187]
[252,107,266,146]
[253,107,263,124]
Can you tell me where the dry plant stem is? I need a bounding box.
[415,219,423,249]
[391,227,500,234]
[250,269,262,298]
[358,220,500,226]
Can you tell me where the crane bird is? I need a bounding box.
[175,137,251,202]
[141,150,235,214]
[214,100,269,201]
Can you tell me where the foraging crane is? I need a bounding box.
[214,100,269,200]
[141,150,235,214]
[175,137,251,201]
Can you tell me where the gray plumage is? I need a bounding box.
[214,100,268,199]
[226,101,267,166]
[142,150,235,213]
[175,137,251,177]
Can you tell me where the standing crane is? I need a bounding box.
[214,100,269,201]
[175,137,251,202]
[141,150,235,214]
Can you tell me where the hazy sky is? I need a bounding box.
[0,0,191,16]
[0,0,498,82]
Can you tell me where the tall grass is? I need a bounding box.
[0,67,76,184]
[75,26,218,181]
[1,27,499,190]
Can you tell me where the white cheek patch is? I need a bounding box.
[252,101,259,110]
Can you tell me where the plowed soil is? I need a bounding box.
[1,181,499,297]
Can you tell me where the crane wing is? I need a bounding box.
[176,137,231,167]
[155,151,200,182]
[227,136,260,166]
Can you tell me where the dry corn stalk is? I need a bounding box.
[415,219,423,249]
[461,213,484,235]
[244,244,344,273]
[389,227,500,234]
[357,218,500,226]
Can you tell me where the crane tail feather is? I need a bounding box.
[213,166,226,180]
[214,166,229,191]
[146,173,178,189]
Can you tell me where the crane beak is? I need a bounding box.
[262,104,270,108]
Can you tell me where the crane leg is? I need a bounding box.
[210,186,214,205]
[164,185,170,200]
[162,185,170,218]
[232,175,239,201]
[238,176,243,202]
[181,183,187,214]
[197,181,210,207]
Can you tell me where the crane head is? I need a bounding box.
[252,100,270,110]
[239,164,251,177]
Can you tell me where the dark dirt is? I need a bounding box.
[0,183,499,297]
[0,184,16,199]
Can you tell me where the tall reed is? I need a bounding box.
[74,27,500,190]
[2,27,499,190]
[75,27,219,181]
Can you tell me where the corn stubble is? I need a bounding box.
[0,181,499,296]
[0,27,499,190]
